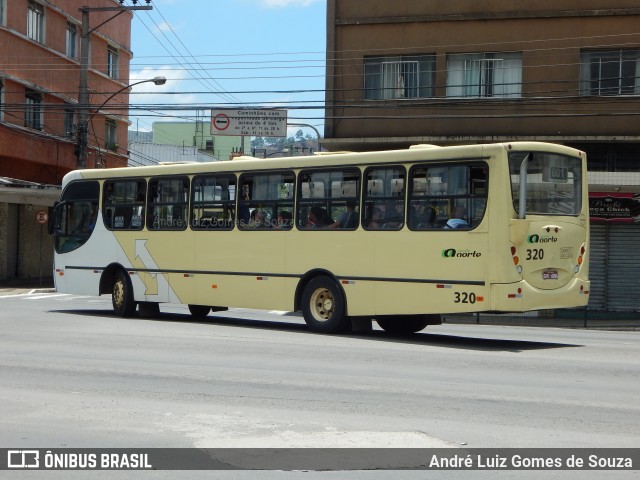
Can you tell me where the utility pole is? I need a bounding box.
[76,1,154,169]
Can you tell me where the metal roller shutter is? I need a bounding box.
[606,223,640,312]
[587,222,607,311]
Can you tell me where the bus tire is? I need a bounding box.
[188,304,211,319]
[376,315,435,334]
[301,276,348,333]
[112,270,136,317]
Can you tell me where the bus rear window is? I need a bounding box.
[509,152,582,216]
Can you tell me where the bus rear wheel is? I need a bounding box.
[188,304,211,319]
[376,315,438,334]
[112,270,136,317]
[301,276,348,333]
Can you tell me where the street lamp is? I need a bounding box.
[91,76,166,120]
[77,76,166,169]
[76,1,155,169]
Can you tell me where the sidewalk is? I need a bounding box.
[0,278,55,296]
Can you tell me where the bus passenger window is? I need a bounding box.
[238,171,295,230]
[147,177,189,231]
[297,168,360,230]
[102,179,146,230]
[191,174,236,230]
[363,167,405,230]
[408,163,488,231]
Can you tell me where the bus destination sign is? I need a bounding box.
[210,109,287,137]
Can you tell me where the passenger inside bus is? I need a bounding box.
[306,206,331,228]
[327,201,358,229]
[382,200,403,229]
[365,207,382,229]
[444,205,470,229]
[253,210,271,228]
[409,202,437,229]
[277,210,292,229]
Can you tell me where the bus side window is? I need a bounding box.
[238,171,295,230]
[362,166,405,230]
[408,163,488,231]
[147,177,189,231]
[191,174,236,230]
[297,168,360,230]
[103,179,146,230]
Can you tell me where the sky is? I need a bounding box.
[126,0,327,138]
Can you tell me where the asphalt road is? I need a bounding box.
[0,291,638,479]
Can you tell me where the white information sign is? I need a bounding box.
[210,109,287,137]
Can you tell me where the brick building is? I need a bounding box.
[0,0,132,281]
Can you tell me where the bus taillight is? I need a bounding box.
[510,245,522,274]
[576,243,586,269]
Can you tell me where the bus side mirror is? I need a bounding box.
[47,203,58,235]
[48,201,66,236]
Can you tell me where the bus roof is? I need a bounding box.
[64,141,583,184]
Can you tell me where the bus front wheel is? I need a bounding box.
[301,277,348,333]
[112,270,136,317]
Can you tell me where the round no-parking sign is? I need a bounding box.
[36,210,48,224]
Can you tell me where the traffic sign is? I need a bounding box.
[35,210,48,224]
[212,113,230,131]
[210,109,287,137]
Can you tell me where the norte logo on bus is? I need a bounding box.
[527,234,558,244]
[442,248,482,259]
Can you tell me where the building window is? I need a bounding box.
[25,89,43,130]
[66,22,78,58]
[64,106,75,138]
[364,55,435,100]
[107,46,119,79]
[27,1,44,43]
[580,49,640,96]
[446,52,522,98]
[105,119,117,151]
[1,0,6,26]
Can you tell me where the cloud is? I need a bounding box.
[259,0,323,7]
[155,21,173,34]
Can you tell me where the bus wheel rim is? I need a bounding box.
[113,281,124,307]
[310,288,334,322]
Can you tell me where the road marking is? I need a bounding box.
[24,294,71,300]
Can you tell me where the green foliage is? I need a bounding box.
[250,131,320,157]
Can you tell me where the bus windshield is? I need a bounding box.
[52,181,100,254]
[509,151,582,216]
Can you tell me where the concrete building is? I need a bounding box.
[128,142,218,167]
[0,0,133,282]
[153,121,251,161]
[324,1,640,312]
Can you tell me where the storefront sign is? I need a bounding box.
[589,193,640,222]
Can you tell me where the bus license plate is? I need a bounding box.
[543,270,559,280]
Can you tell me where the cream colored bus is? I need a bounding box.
[50,142,589,334]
